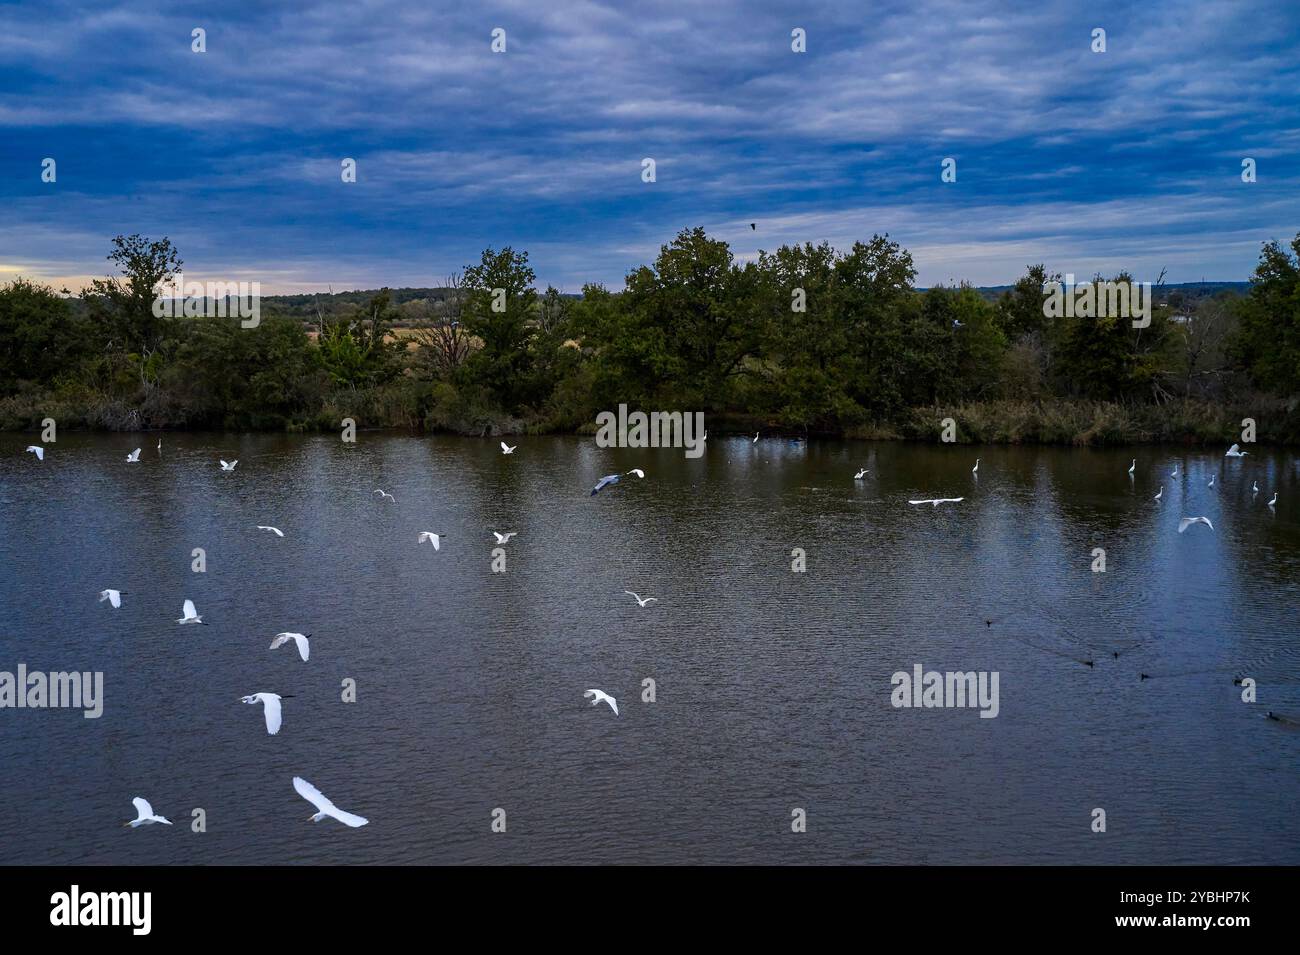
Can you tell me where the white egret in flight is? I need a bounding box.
[584,689,619,715]
[417,532,442,550]
[854,468,868,479]
[1225,444,1249,457]
[908,498,964,507]
[374,489,395,502]
[626,469,645,478]
[270,632,310,661]
[492,532,517,544]
[500,442,516,454]
[591,474,621,495]
[177,599,204,624]
[292,776,369,827]
[220,459,238,471]
[241,693,291,735]
[1178,517,1214,533]
[624,591,658,607]
[126,448,141,463]
[98,589,124,609]
[125,797,172,828]
[25,445,44,461]
[256,525,284,537]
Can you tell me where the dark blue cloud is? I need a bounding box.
[2,0,1297,291]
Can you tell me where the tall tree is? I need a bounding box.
[461,247,538,413]
[87,234,183,362]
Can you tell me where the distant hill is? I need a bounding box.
[948,281,1252,303]
[69,282,1253,325]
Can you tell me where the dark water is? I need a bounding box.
[1,433,1297,865]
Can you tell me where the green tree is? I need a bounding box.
[166,316,324,428]
[833,234,918,417]
[620,228,758,408]
[460,247,539,413]
[87,234,183,363]
[317,290,401,387]
[0,278,85,395]
[1231,234,1300,397]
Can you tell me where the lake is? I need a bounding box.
[1,433,1297,864]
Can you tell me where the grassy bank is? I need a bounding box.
[5,389,1296,447]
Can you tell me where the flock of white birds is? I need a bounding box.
[22,433,1282,832]
[23,435,668,832]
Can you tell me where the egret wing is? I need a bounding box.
[328,806,369,828]
[263,695,282,734]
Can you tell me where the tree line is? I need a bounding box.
[2,228,1299,443]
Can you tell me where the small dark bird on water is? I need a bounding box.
[1084,660,1094,668]
[1140,673,1150,681]
[750,223,756,230]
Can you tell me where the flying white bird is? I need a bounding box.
[292,776,368,828]
[98,589,124,609]
[125,797,172,828]
[492,532,517,544]
[854,468,868,479]
[256,525,284,537]
[1154,486,1163,501]
[25,445,44,461]
[500,442,516,454]
[269,632,310,662]
[908,498,964,507]
[374,489,395,502]
[1128,459,1136,475]
[1208,475,1215,487]
[591,474,621,495]
[176,599,204,624]
[241,693,291,735]
[1268,491,1278,508]
[626,469,645,479]
[624,590,658,607]
[126,448,141,463]
[1225,444,1249,458]
[584,689,619,715]
[1178,516,1214,533]
[417,531,442,550]
[972,458,980,475]
[220,459,238,471]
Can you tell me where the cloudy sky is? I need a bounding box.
[1,0,1297,293]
